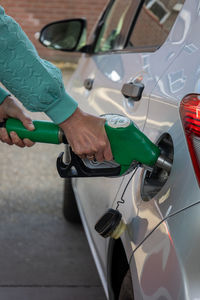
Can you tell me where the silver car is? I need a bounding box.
[39,0,200,299]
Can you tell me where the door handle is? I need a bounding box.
[84,78,94,90]
[121,81,144,101]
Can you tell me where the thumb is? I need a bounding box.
[14,109,35,131]
[21,114,35,131]
[3,96,35,131]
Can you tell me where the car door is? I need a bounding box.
[69,0,151,274]
[68,0,185,276]
[70,0,148,271]
[112,0,186,258]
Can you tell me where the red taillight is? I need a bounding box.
[180,94,200,185]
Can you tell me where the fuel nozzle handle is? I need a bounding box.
[0,118,65,144]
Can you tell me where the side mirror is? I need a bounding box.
[39,19,87,52]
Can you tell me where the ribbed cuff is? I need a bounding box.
[45,91,78,124]
[0,87,10,104]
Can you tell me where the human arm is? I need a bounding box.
[0,6,77,124]
[0,6,112,160]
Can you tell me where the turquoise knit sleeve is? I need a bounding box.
[0,86,10,103]
[0,6,78,124]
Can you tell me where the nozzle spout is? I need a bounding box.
[155,155,172,173]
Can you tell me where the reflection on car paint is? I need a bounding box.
[166,52,176,62]
[127,216,148,245]
[158,188,171,205]
[107,70,121,82]
[140,222,181,299]
[142,54,152,78]
[94,54,123,82]
[175,9,191,44]
[194,78,200,94]
[156,77,171,97]
[184,43,198,54]
[168,69,187,93]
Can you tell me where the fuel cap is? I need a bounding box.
[95,209,126,239]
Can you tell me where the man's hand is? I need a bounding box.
[59,108,113,162]
[0,96,35,147]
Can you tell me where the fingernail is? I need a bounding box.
[27,123,35,130]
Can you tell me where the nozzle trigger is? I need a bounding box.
[56,148,121,178]
[56,150,80,177]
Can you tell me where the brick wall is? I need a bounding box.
[1,0,108,62]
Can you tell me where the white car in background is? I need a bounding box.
[39,0,200,299]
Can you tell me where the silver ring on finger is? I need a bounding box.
[87,154,95,160]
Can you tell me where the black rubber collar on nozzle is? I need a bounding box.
[0,120,6,128]
[94,208,122,238]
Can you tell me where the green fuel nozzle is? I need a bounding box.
[104,114,172,175]
[1,115,172,177]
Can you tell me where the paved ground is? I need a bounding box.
[0,69,106,300]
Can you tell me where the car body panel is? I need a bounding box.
[108,0,200,259]
[130,202,200,299]
[65,0,200,298]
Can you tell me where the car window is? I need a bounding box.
[94,0,140,53]
[128,0,185,50]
